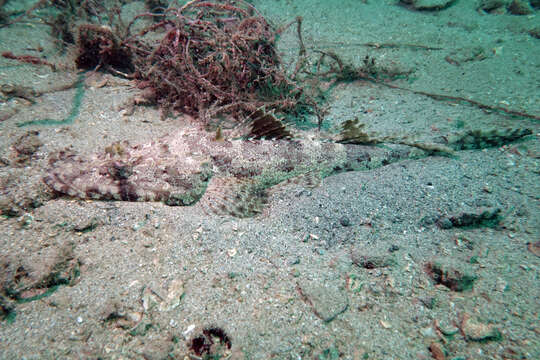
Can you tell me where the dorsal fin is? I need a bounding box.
[232,108,292,140]
[247,109,292,140]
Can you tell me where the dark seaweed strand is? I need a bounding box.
[16,72,86,128]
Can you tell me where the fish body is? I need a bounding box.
[44,114,417,217]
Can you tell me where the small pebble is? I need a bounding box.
[183,324,195,337]
[428,342,445,360]
[461,314,501,341]
[339,216,351,227]
[420,326,438,338]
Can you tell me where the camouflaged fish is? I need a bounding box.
[43,111,421,217]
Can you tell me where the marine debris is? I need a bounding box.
[16,72,86,128]
[0,245,80,323]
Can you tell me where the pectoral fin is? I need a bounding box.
[198,177,268,218]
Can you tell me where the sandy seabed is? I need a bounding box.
[1,0,539,358]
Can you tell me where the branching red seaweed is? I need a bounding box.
[1,51,56,71]
[125,0,306,122]
[2,0,318,124]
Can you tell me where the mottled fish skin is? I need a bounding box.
[43,121,416,217]
[44,126,214,206]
